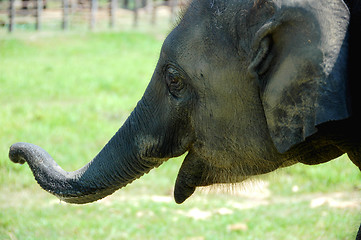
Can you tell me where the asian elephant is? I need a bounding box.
[9,0,361,235]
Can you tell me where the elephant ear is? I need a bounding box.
[248,0,351,153]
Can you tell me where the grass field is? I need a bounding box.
[1,29,361,240]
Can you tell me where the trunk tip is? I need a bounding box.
[9,142,33,164]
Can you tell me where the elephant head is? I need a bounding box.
[10,0,355,204]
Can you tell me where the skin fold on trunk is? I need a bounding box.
[9,103,163,204]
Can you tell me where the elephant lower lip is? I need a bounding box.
[173,151,206,203]
[174,182,196,204]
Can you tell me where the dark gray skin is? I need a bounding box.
[9,0,361,236]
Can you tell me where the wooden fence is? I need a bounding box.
[1,0,185,32]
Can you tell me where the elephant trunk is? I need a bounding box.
[9,100,164,204]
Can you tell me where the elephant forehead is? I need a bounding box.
[162,0,238,63]
[163,22,239,74]
[162,25,211,62]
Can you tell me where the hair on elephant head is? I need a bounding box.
[9,0,360,207]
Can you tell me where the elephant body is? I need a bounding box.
[9,0,361,237]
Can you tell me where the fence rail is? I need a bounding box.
[0,0,185,33]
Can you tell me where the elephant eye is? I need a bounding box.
[166,66,185,97]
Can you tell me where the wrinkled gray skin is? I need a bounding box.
[9,0,361,234]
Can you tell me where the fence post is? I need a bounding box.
[109,0,116,28]
[8,0,15,33]
[90,0,97,30]
[62,0,69,30]
[70,0,76,14]
[36,0,43,30]
[133,0,140,27]
[149,0,156,25]
[169,0,178,23]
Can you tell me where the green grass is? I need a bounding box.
[0,30,360,240]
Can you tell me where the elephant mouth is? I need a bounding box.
[174,151,250,204]
[173,146,289,203]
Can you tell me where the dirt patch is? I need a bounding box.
[1,185,360,211]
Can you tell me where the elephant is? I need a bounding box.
[9,0,361,237]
